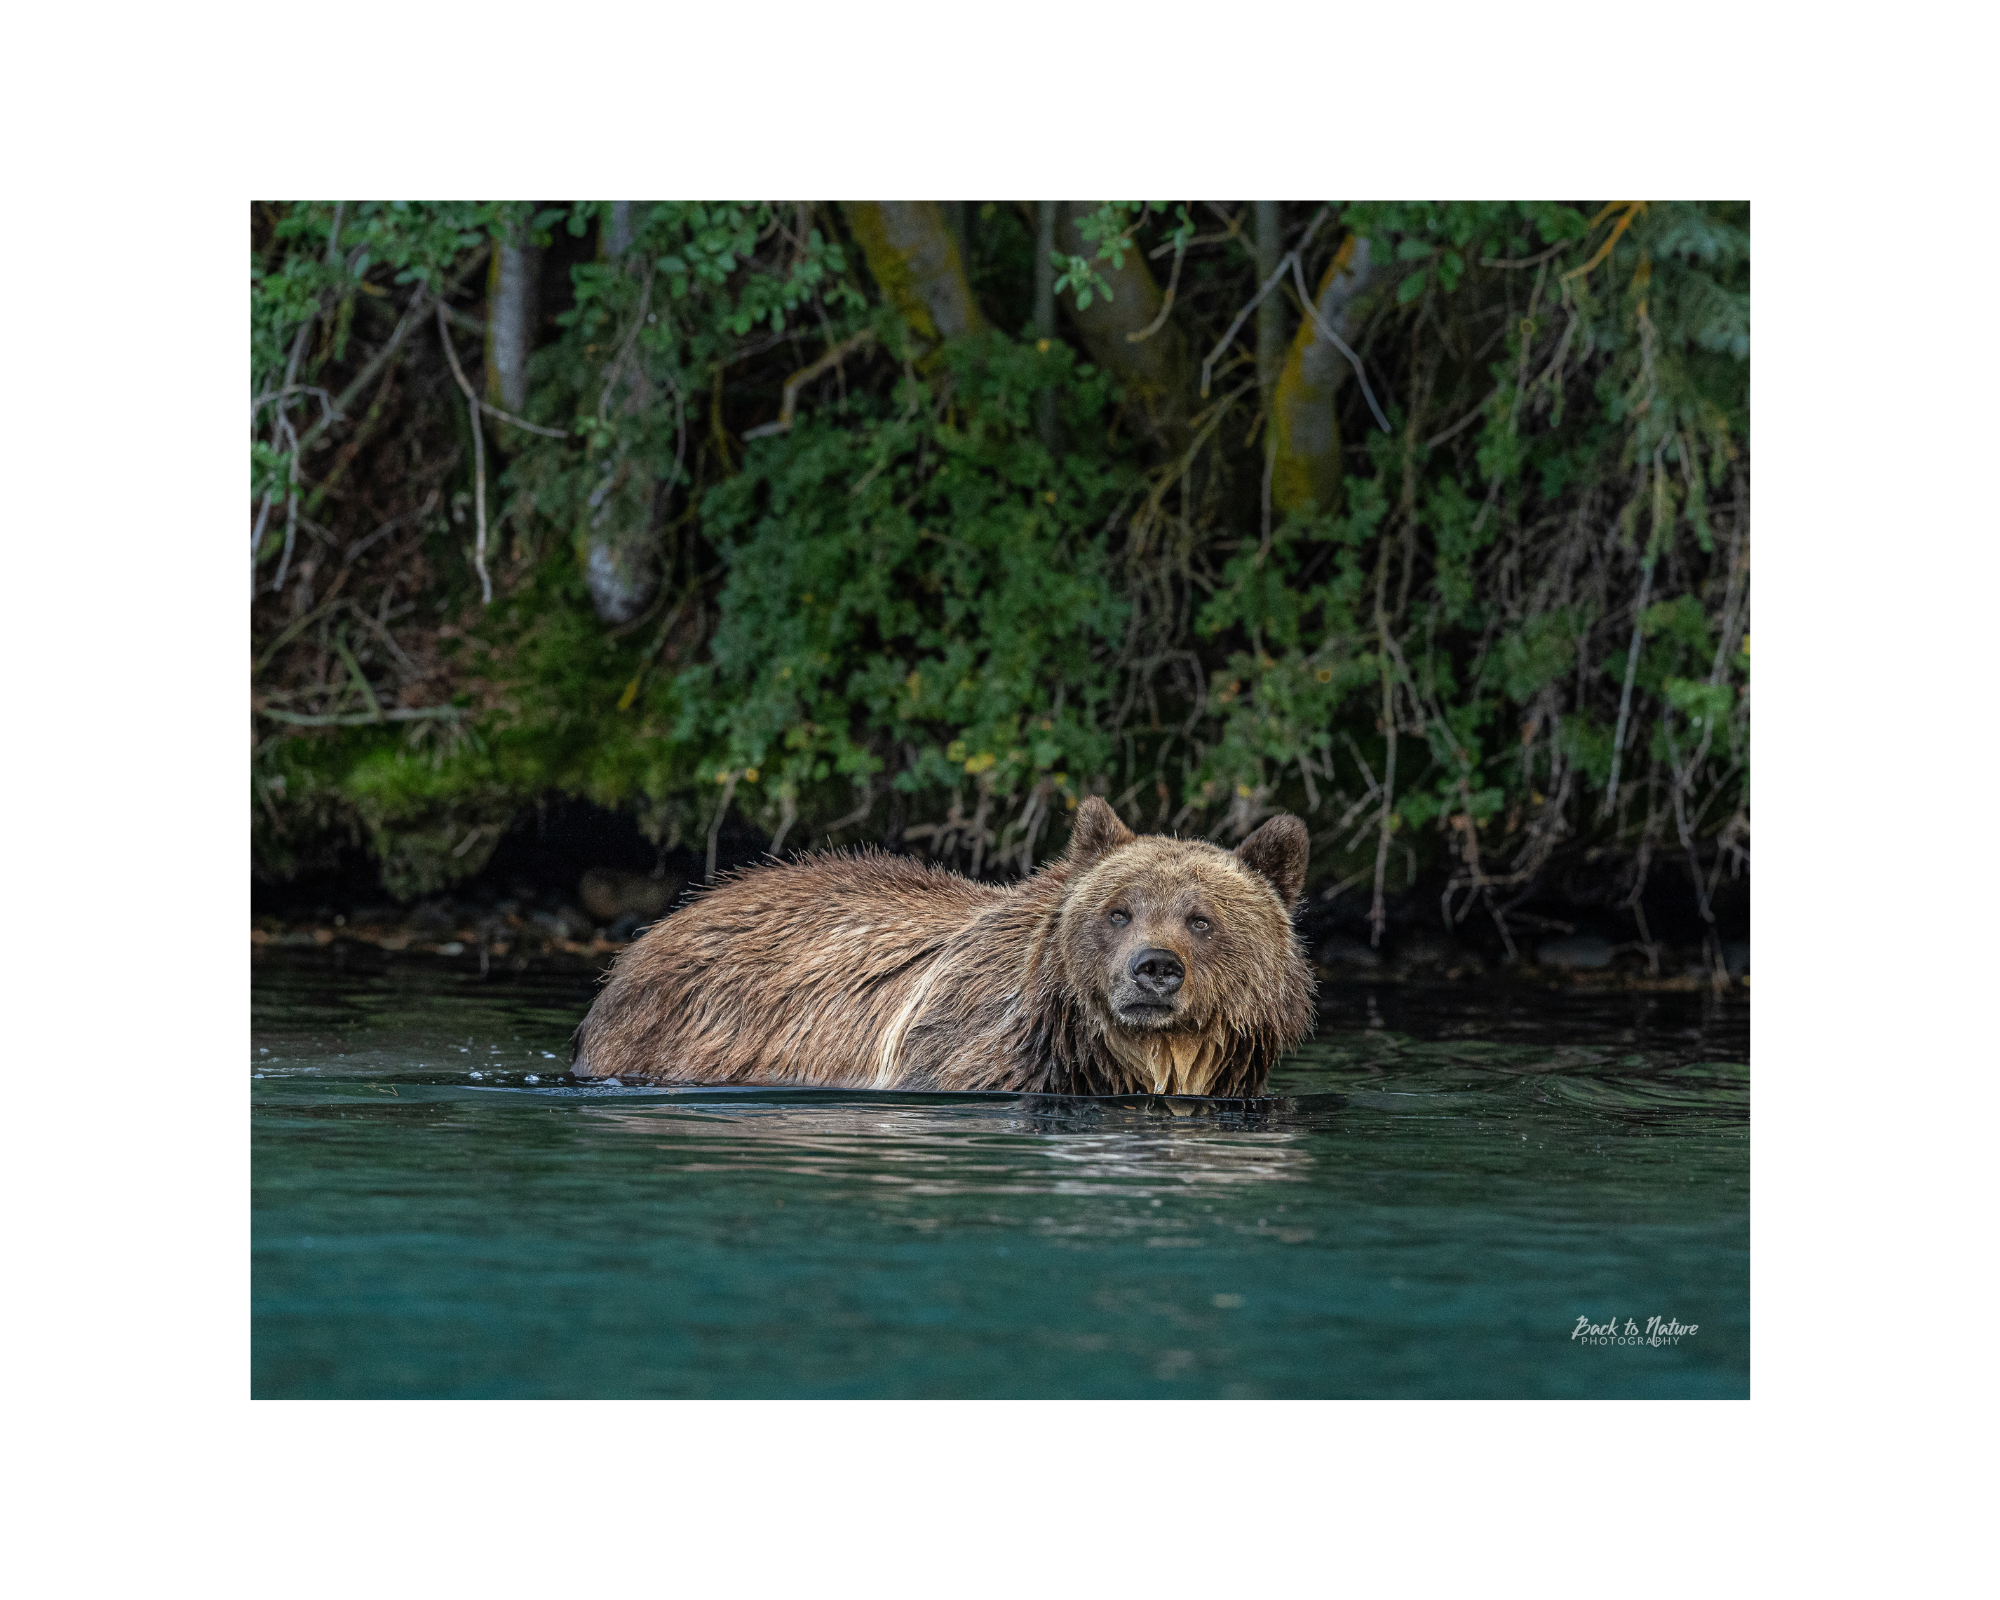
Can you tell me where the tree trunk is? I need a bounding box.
[941,201,969,266]
[1255,201,1285,404]
[1271,235,1376,517]
[605,201,640,260]
[581,206,660,624]
[484,219,539,413]
[1056,202,1193,451]
[1033,201,1060,452]
[842,202,985,345]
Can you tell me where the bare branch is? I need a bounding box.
[742,327,878,440]
[1199,206,1330,398]
[1125,230,1187,344]
[436,304,492,604]
[293,290,432,456]
[256,705,463,727]
[480,400,569,439]
[1421,383,1502,451]
[250,490,274,594]
[706,771,740,882]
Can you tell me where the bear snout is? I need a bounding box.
[1126,947,1185,996]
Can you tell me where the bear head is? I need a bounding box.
[1051,797,1313,1088]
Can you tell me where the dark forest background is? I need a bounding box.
[251,201,1748,968]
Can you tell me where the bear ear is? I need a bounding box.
[1065,796,1136,865]
[1235,814,1309,906]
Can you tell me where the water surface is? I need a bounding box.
[252,948,1748,1398]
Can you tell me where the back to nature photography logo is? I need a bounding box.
[1573,1316,1700,1348]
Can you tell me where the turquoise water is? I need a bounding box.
[252,948,1748,1398]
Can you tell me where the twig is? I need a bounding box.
[817,782,880,844]
[256,706,463,727]
[263,283,319,597]
[1288,254,1391,433]
[768,790,801,857]
[597,266,657,418]
[332,630,383,721]
[436,304,492,604]
[481,401,569,439]
[847,368,923,498]
[1421,383,1502,451]
[1317,864,1380,907]
[1295,750,1321,812]
[271,411,302,593]
[1660,715,1717,930]
[742,327,878,440]
[1135,379,1256,531]
[1526,312,1580,422]
[1126,231,1188,344]
[290,247,491,460]
[344,490,439,568]
[1626,812,1662,975]
[346,600,421,678]
[1479,239,1574,270]
[293,289,433,457]
[1368,650,1398,948]
[1151,225,1241,259]
[705,771,740,882]
[1601,555,1658,818]
[253,214,384,594]
[1199,206,1331,398]
[253,594,348,675]
[1707,498,1749,688]
[250,491,275,593]
[1562,202,1647,284]
[252,384,338,422]
[1257,437,1275,563]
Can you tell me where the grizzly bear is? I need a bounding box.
[569,797,1315,1096]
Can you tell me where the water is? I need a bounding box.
[252,947,1749,1398]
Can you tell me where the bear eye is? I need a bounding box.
[1107,908,1130,926]
[1189,917,1212,934]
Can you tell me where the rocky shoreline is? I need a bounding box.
[253,885,1746,994]
[257,801,1746,994]
[253,907,620,972]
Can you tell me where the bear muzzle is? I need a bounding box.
[1111,947,1186,1027]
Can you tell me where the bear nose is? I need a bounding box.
[1128,948,1184,995]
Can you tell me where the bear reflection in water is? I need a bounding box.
[571,798,1315,1097]
[579,1097,1315,1195]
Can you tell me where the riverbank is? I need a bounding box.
[252,904,1745,993]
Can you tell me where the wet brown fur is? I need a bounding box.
[571,798,1316,1095]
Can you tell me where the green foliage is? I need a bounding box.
[252,198,1750,904]
[251,201,499,524]
[1495,608,1586,704]
[1053,202,1192,311]
[685,335,1137,832]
